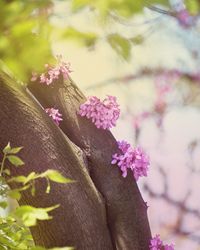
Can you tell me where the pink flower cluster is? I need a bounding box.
[45,108,63,126]
[31,56,72,85]
[78,95,120,129]
[177,9,194,28]
[150,235,174,250]
[111,140,149,181]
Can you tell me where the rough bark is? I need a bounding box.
[29,76,152,250]
[0,71,114,250]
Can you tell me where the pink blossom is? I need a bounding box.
[31,55,72,85]
[31,72,38,82]
[117,140,130,153]
[78,95,120,130]
[149,235,163,250]
[164,245,174,250]
[111,140,149,181]
[149,235,174,250]
[177,9,194,28]
[45,108,63,126]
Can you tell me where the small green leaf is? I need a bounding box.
[0,201,8,209]
[8,147,23,154]
[24,172,37,184]
[107,34,131,60]
[43,170,74,184]
[130,35,144,45]
[7,155,24,167]
[185,0,200,14]
[8,190,21,200]
[31,184,36,196]
[8,176,27,183]
[71,0,92,12]
[45,178,51,194]
[63,27,98,47]
[43,204,60,213]
[3,143,11,154]
[15,205,60,227]
[8,172,37,185]
[3,169,10,176]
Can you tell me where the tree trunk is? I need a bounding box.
[29,76,152,250]
[0,71,114,249]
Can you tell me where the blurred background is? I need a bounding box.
[1,0,200,249]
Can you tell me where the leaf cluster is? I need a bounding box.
[0,143,74,250]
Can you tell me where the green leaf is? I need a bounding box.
[130,35,144,45]
[8,175,27,183]
[31,184,36,196]
[3,143,11,154]
[0,201,8,209]
[62,27,98,47]
[3,169,10,176]
[15,205,60,227]
[7,155,24,167]
[71,0,92,12]
[8,172,37,186]
[70,0,170,18]
[107,34,131,60]
[23,172,37,184]
[45,178,51,194]
[8,190,21,200]
[185,0,200,14]
[43,170,74,184]
[8,147,23,154]
[3,143,22,155]
[0,234,16,248]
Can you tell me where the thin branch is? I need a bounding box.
[86,68,200,90]
[143,183,200,219]
[147,5,175,17]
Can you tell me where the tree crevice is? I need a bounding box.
[0,70,114,250]
[28,76,152,250]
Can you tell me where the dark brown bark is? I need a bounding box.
[0,71,114,249]
[29,76,152,249]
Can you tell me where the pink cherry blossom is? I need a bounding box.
[45,108,63,126]
[78,95,120,130]
[177,9,194,28]
[111,140,149,181]
[164,245,175,250]
[31,72,38,82]
[149,235,174,250]
[149,235,163,250]
[31,55,72,85]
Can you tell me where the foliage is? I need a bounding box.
[0,143,74,250]
[185,0,200,14]
[70,0,170,18]
[61,27,98,47]
[1,0,193,82]
[0,0,54,83]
